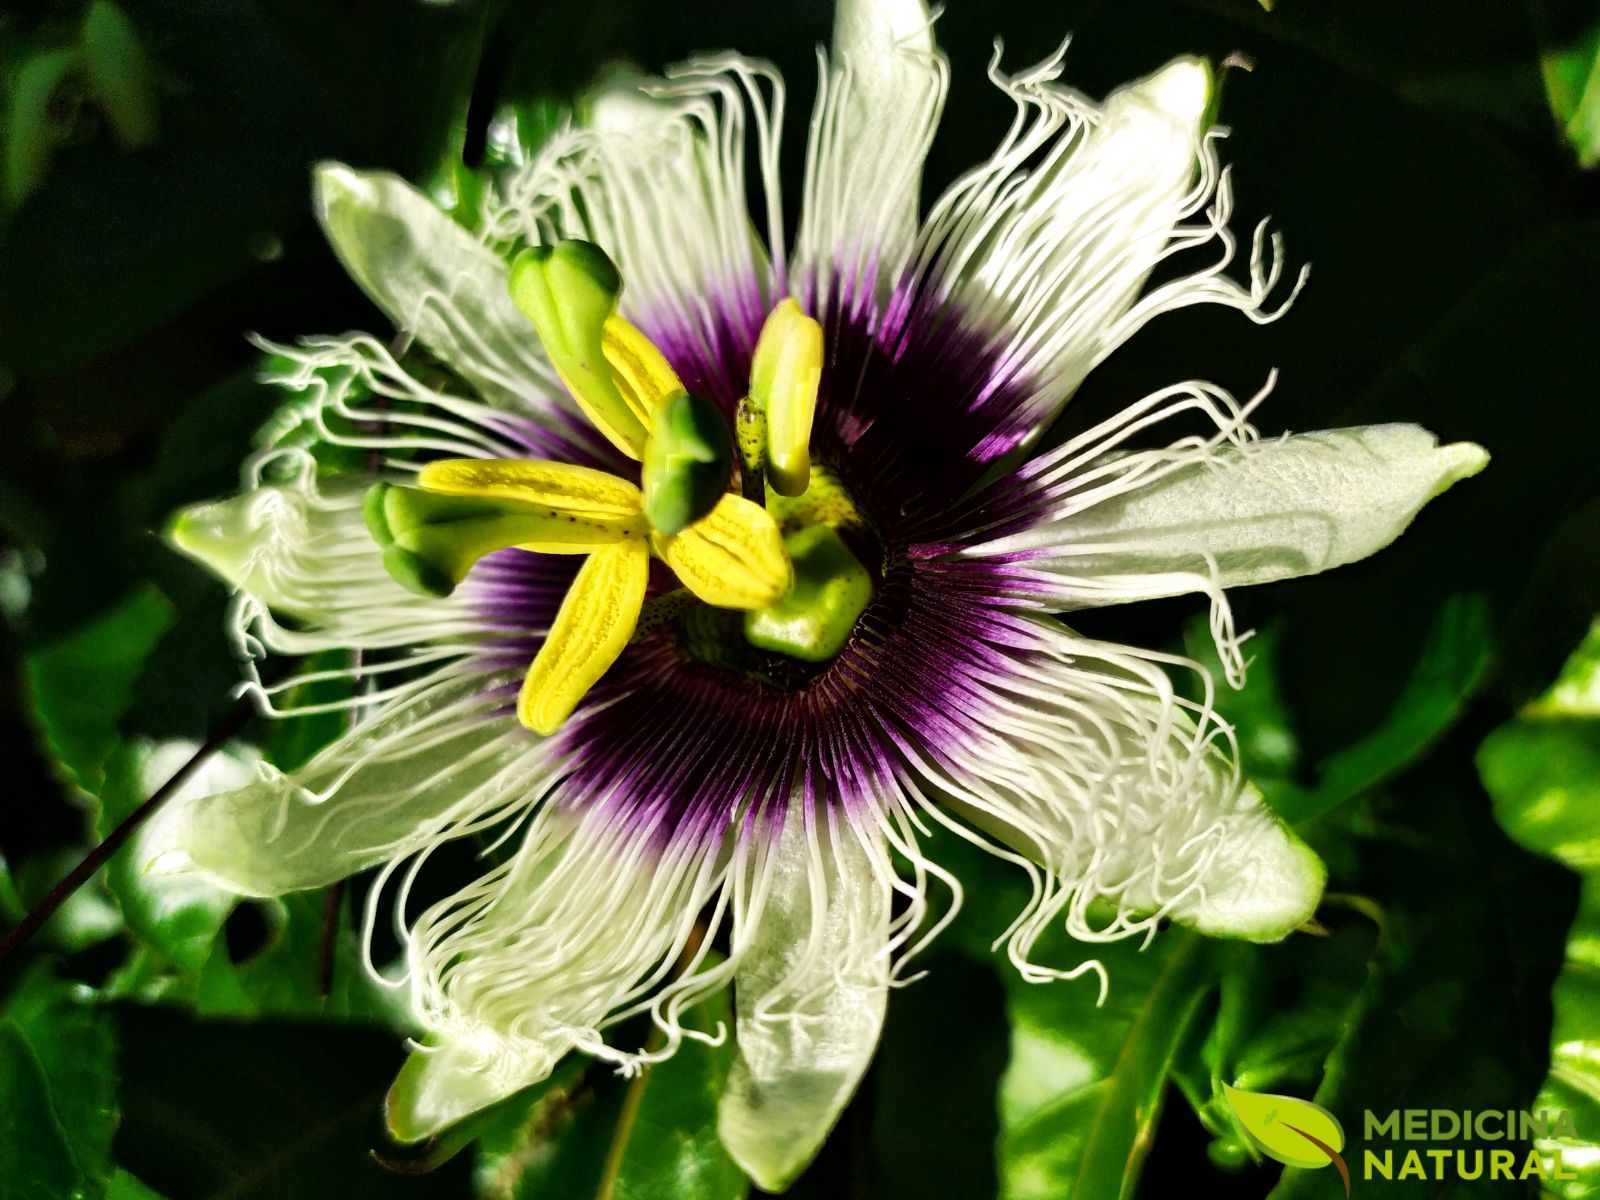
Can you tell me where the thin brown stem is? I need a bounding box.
[318,879,345,996]
[0,693,258,968]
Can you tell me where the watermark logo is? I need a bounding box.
[1223,1084,1350,1195]
[1362,1110,1578,1183]
[1221,1088,1582,1192]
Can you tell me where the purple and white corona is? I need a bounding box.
[161,0,1484,1187]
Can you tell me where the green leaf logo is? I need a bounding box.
[1222,1084,1350,1194]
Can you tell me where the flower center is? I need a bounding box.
[661,464,877,685]
[364,239,873,731]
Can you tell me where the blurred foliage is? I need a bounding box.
[472,980,745,1200]
[1481,619,1600,1198]
[2,0,1599,1197]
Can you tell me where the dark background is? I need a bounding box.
[2,1,1598,1197]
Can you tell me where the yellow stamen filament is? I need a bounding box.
[518,537,650,735]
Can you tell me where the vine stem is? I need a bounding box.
[595,920,711,1200]
[0,692,258,969]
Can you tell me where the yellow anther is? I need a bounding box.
[364,467,645,597]
[374,258,834,734]
[749,298,822,497]
[651,494,792,610]
[518,537,650,735]
[418,458,646,527]
[370,454,793,732]
[602,314,685,430]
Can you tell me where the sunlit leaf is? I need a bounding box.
[1480,616,1600,1196]
[24,584,174,794]
[0,963,120,1200]
[96,738,253,973]
[473,965,745,1200]
[0,1023,82,1200]
[996,933,1215,1200]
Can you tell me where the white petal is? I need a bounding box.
[168,473,474,656]
[1023,425,1488,595]
[911,621,1322,952]
[314,163,565,412]
[1155,784,1324,939]
[392,805,736,1140]
[171,476,401,618]
[907,54,1293,441]
[487,65,782,392]
[795,0,944,310]
[387,1029,572,1144]
[718,811,891,1191]
[136,739,261,879]
[170,671,528,897]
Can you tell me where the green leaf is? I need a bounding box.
[1480,617,1600,1196]
[1484,719,1600,867]
[0,850,24,925]
[1176,916,1379,1169]
[1182,597,1491,829]
[996,932,1215,1200]
[95,738,249,973]
[1268,785,1572,1198]
[0,1022,82,1200]
[106,1169,168,1200]
[1297,595,1492,819]
[607,997,746,1200]
[3,45,82,212]
[1531,2,1600,166]
[0,962,121,1200]
[474,977,746,1200]
[475,1058,622,1200]
[24,584,174,794]
[81,2,158,148]
[115,1007,467,1199]
[189,890,408,1027]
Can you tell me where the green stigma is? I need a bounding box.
[743,524,872,663]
